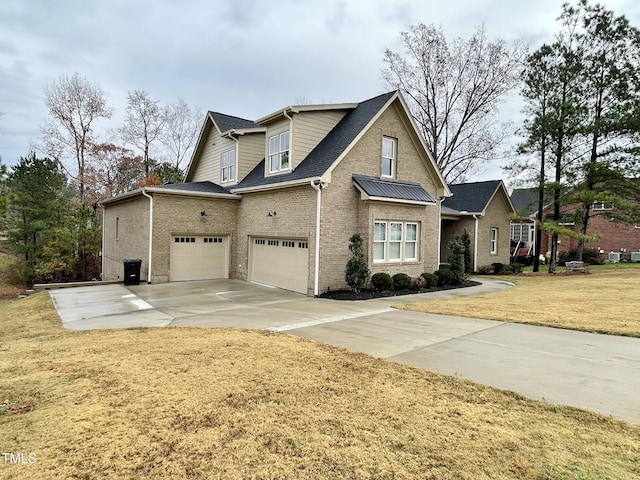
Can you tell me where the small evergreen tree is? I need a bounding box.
[447,234,466,285]
[461,229,472,273]
[345,233,370,293]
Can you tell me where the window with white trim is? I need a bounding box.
[221,148,236,183]
[381,137,396,178]
[490,227,498,254]
[269,131,290,173]
[373,221,419,262]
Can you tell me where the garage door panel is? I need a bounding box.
[170,235,228,281]
[251,238,308,294]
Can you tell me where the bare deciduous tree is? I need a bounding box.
[118,90,165,177]
[162,99,201,170]
[42,72,111,205]
[88,142,143,201]
[383,24,527,183]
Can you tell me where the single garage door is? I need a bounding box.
[251,238,309,294]
[170,235,228,281]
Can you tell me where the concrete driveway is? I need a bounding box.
[49,279,640,424]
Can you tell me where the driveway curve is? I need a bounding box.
[49,278,640,424]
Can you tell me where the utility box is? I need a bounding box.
[123,259,142,286]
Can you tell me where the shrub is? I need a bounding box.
[345,233,370,293]
[392,273,413,290]
[502,264,513,274]
[434,268,454,286]
[447,235,466,285]
[414,275,426,290]
[421,272,438,288]
[371,272,393,292]
[491,262,505,274]
[461,230,473,273]
[511,262,524,274]
[478,264,494,275]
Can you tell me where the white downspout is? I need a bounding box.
[437,198,443,266]
[141,189,153,284]
[473,214,479,273]
[283,109,293,167]
[310,179,323,296]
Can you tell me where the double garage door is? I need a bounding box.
[170,235,228,282]
[251,237,309,294]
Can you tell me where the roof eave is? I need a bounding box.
[231,176,323,194]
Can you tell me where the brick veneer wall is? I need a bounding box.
[318,102,441,291]
[236,186,317,294]
[150,194,240,283]
[102,195,150,281]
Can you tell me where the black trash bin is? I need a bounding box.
[123,259,142,286]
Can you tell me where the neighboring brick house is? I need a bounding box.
[509,188,640,262]
[540,202,640,262]
[440,181,515,271]
[100,91,510,295]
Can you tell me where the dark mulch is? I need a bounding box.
[317,280,482,301]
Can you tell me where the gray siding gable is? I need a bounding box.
[234,91,396,190]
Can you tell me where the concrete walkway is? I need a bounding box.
[49,279,640,424]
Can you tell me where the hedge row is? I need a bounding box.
[370,267,464,292]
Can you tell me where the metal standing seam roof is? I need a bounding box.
[352,174,436,203]
[442,180,502,214]
[234,91,397,190]
[209,112,261,133]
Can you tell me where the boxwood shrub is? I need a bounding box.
[434,268,454,286]
[371,272,393,291]
[392,273,412,290]
[421,272,438,288]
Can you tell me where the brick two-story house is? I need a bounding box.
[100,91,511,295]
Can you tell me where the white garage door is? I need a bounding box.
[251,238,309,294]
[170,235,228,282]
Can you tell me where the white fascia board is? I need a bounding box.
[144,187,241,199]
[256,103,358,125]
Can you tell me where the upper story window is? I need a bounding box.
[269,131,290,173]
[381,137,396,178]
[221,148,236,183]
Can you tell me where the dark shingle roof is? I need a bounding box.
[511,188,539,216]
[234,91,396,190]
[442,180,502,213]
[352,174,435,203]
[150,181,232,195]
[210,112,261,133]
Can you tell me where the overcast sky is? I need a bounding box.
[1,0,639,184]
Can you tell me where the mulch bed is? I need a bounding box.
[317,280,482,301]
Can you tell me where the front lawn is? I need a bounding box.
[396,269,640,337]
[1,294,639,479]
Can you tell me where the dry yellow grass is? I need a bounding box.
[396,269,640,337]
[1,293,639,479]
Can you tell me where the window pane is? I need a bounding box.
[390,223,402,241]
[405,224,417,241]
[389,242,401,260]
[280,131,290,151]
[269,136,278,154]
[405,242,416,259]
[229,165,235,180]
[381,158,392,176]
[374,222,386,241]
[270,154,279,172]
[373,243,385,261]
[280,151,289,169]
[382,137,394,158]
